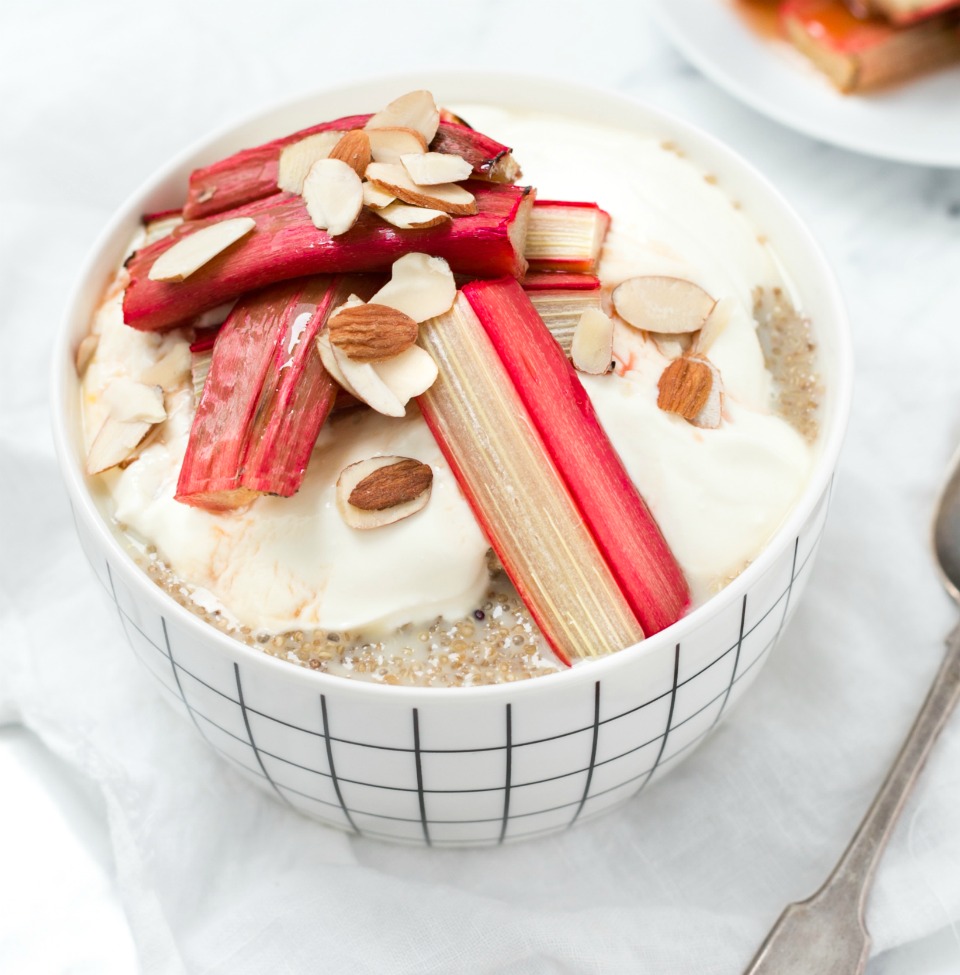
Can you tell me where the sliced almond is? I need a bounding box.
[694,296,735,355]
[277,130,343,194]
[613,276,716,335]
[102,378,166,424]
[570,308,615,375]
[316,332,361,398]
[337,455,433,529]
[328,302,419,362]
[327,341,406,417]
[367,126,428,165]
[142,213,184,247]
[365,162,476,216]
[302,158,364,236]
[400,152,472,186]
[691,359,723,429]
[75,334,99,377]
[148,217,256,282]
[86,416,152,475]
[657,355,717,423]
[362,181,397,210]
[369,253,457,324]
[650,331,694,360]
[141,343,192,391]
[374,344,438,402]
[373,202,451,230]
[328,129,371,178]
[365,90,440,145]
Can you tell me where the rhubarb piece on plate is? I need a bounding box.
[781,0,960,91]
[184,116,519,220]
[123,182,534,332]
[851,0,960,25]
[417,292,647,664]
[524,200,611,273]
[520,270,601,291]
[461,279,690,636]
[176,276,363,509]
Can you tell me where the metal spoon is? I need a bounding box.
[742,454,960,974]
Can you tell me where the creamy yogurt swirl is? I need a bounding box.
[82,107,815,634]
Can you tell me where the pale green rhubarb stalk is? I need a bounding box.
[176,275,366,510]
[461,278,690,636]
[123,183,534,332]
[184,115,519,220]
[525,201,610,273]
[417,292,647,665]
[525,284,603,355]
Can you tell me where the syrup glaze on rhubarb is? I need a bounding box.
[80,107,820,686]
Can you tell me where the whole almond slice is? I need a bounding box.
[148,217,256,282]
[613,276,716,335]
[657,355,715,422]
[367,127,428,165]
[365,162,477,216]
[329,129,371,178]
[327,302,419,362]
[365,90,440,144]
[369,253,457,324]
[337,455,433,529]
[277,130,343,194]
[694,296,735,355]
[400,151,472,186]
[373,202,451,230]
[302,158,364,236]
[362,182,397,210]
[570,307,615,375]
[374,344,438,402]
[86,416,152,475]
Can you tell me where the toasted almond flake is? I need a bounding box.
[367,126,429,165]
[102,378,166,424]
[365,90,440,144]
[328,302,419,362]
[400,151,472,186]
[694,296,735,355]
[570,308,614,375]
[369,253,457,324]
[337,455,433,529]
[613,276,716,334]
[365,162,476,216]
[373,202,451,230]
[75,334,99,377]
[302,158,364,236]
[329,129,372,178]
[277,130,343,194]
[148,217,256,282]
[657,355,716,422]
[374,344,438,402]
[141,343,192,390]
[362,182,397,210]
[86,416,152,475]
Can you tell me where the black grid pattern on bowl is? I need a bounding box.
[73,481,830,846]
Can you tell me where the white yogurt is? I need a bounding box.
[82,107,816,634]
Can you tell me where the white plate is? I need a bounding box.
[651,0,960,167]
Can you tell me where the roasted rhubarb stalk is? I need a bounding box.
[520,270,600,291]
[524,201,610,273]
[177,276,362,509]
[184,116,519,220]
[124,183,534,332]
[525,287,603,354]
[462,278,690,635]
[417,293,646,664]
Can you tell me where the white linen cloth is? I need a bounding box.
[3,2,960,972]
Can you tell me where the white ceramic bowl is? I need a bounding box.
[52,72,852,847]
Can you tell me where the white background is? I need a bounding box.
[2,1,960,972]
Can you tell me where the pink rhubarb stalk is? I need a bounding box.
[176,276,360,510]
[124,182,534,332]
[417,293,646,665]
[184,116,519,220]
[462,278,690,635]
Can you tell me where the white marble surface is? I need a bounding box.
[3,1,960,972]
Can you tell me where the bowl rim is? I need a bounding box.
[51,68,854,702]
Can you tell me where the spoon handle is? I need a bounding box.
[743,623,960,975]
